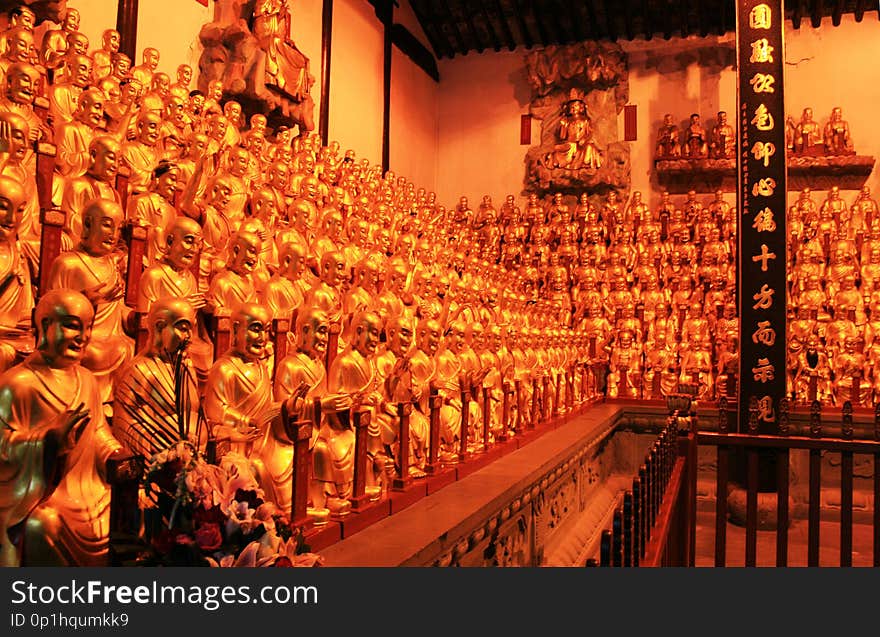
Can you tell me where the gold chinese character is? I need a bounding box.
[752,284,775,309]
[752,178,776,197]
[757,396,776,423]
[751,141,776,167]
[752,320,776,346]
[749,73,775,93]
[749,4,772,29]
[752,207,777,232]
[752,244,777,272]
[752,358,775,383]
[751,104,775,131]
[750,38,774,63]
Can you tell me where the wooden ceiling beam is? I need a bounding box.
[547,0,571,44]
[458,2,485,53]
[853,0,865,22]
[409,0,452,59]
[514,0,535,48]
[437,0,467,56]
[478,1,502,52]
[492,0,517,50]
[663,0,674,38]
[602,0,618,40]
[584,0,600,40]
[622,0,635,40]
[642,0,654,40]
[696,0,708,37]
[531,1,551,46]
[718,0,729,35]
[679,0,689,38]
[831,0,842,26]
[792,0,804,28]
[569,1,586,42]
[810,0,824,28]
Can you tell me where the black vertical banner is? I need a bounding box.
[736,0,787,433]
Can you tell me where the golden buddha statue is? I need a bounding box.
[0,7,35,61]
[55,87,104,179]
[113,297,202,459]
[47,200,135,405]
[655,113,680,159]
[607,329,641,398]
[0,62,44,153]
[204,302,276,455]
[127,160,179,265]
[258,307,334,519]
[48,53,91,128]
[0,174,34,367]
[823,107,853,156]
[0,25,35,89]
[316,310,383,509]
[53,31,90,86]
[40,7,80,72]
[206,230,262,315]
[833,335,869,405]
[710,111,734,159]
[130,46,159,89]
[121,112,162,198]
[0,109,39,269]
[794,107,822,155]
[260,240,307,320]
[3,289,121,566]
[170,63,193,100]
[683,113,707,159]
[643,328,679,398]
[546,95,602,170]
[304,250,348,329]
[89,29,119,83]
[59,135,121,247]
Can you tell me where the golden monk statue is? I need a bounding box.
[264,307,348,521]
[0,26,35,89]
[655,113,680,159]
[170,63,193,100]
[206,230,262,315]
[0,7,35,61]
[709,110,734,159]
[823,106,853,156]
[127,160,180,265]
[47,199,135,408]
[89,29,120,83]
[546,95,602,170]
[55,87,104,179]
[204,302,277,455]
[48,53,91,128]
[130,47,159,89]
[0,174,34,369]
[259,240,307,320]
[0,110,40,272]
[59,135,121,248]
[113,297,202,459]
[121,112,162,198]
[252,0,313,101]
[315,310,383,511]
[794,107,822,155]
[2,289,121,566]
[40,7,80,72]
[683,113,707,158]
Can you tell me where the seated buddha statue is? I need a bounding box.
[46,198,135,408]
[206,230,263,315]
[3,289,122,566]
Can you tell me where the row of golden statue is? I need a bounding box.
[654,106,855,160]
[0,4,871,568]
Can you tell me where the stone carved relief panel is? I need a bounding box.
[523,42,631,197]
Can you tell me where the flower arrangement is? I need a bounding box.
[135,441,322,567]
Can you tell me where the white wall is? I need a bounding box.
[328,0,383,167]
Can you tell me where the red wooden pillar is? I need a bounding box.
[124,222,147,308]
[425,386,443,475]
[115,165,131,212]
[514,379,523,434]
[392,402,412,490]
[499,381,510,442]
[272,318,290,384]
[554,372,561,416]
[350,409,372,510]
[37,208,65,299]
[530,377,539,428]
[325,322,341,372]
[283,409,313,529]
[212,315,231,359]
[482,386,491,449]
[459,375,471,461]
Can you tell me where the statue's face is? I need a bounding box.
[6,30,32,63]
[0,116,27,164]
[90,142,119,181]
[144,48,159,70]
[210,182,232,211]
[235,310,270,361]
[103,30,120,53]
[418,320,440,355]
[228,148,249,177]
[72,56,92,87]
[224,102,242,125]
[155,166,179,201]
[301,314,330,358]
[158,311,194,354]
[137,114,160,145]
[6,67,36,104]
[77,91,104,127]
[252,191,277,221]
[152,73,170,96]
[43,306,93,366]
[355,314,381,356]
[166,96,186,126]
[390,323,413,357]
[113,55,131,77]
[268,163,289,190]
[83,208,122,255]
[324,213,342,238]
[177,64,192,85]
[208,81,223,101]
[68,33,88,55]
[231,236,260,274]
[0,185,26,241]
[14,9,35,30]
[166,223,201,269]
[64,9,80,31]
[188,92,205,113]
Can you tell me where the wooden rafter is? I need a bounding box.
[602,0,618,41]
[853,0,865,22]
[792,0,804,28]
[457,2,484,54]
[478,0,502,51]
[810,0,824,28]
[622,0,635,41]
[547,0,570,44]
[663,0,674,38]
[569,0,586,42]
[831,0,843,26]
[409,0,451,59]
[514,0,534,48]
[417,0,456,58]
[679,0,689,38]
[437,0,467,56]
[531,1,551,46]
[584,0,600,40]
[719,0,729,35]
[493,0,517,50]
[697,0,708,37]
[642,0,653,39]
